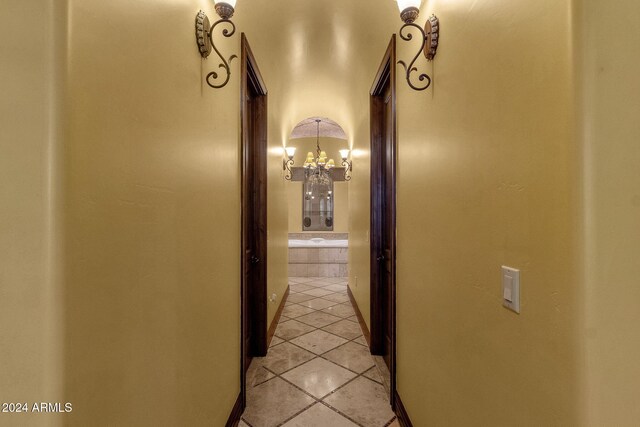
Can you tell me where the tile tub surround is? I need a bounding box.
[288,233,348,278]
[242,277,396,427]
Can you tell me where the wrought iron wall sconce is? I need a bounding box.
[195,1,238,89]
[340,149,352,181]
[396,0,439,91]
[283,147,296,180]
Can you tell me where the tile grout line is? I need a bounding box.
[245,278,392,427]
[259,340,370,426]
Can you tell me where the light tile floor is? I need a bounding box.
[241,277,397,427]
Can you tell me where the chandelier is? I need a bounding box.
[303,119,336,177]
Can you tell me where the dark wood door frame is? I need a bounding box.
[370,35,397,409]
[240,33,268,411]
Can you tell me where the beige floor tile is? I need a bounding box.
[302,288,335,297]
[323,342,375,374]
[362,366,383,384]
[352,335,368,346]
[290,330,349,355]
[346,315,359,323]
[323,377,395,427]
[286,292,317,304]
[373,355,392,397]
[281,403,358,427]
[274,320,316,341]
[282,304,316,319]
[324,284,348,292]
[323,293,350,303]
[260,342,316,374]
[305,281,332,288]
[238,419,250,427]
[246,359,276,387]
[289,283,316,293]
[296,311,343,328]
[245,275,394,426]
[290,277,315,283]
[269,336,284,347]
[321,303,355,318]
[298,297,338,310]
[322,277,346,283]
[387,419,400,427]
[282,358,357,399]
[322,319,364,340]
[242,377,315,427]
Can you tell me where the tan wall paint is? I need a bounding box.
[62,0,239,424]
[579,0,640,424]
[0,1,65,425]
[347,117,373,329]
[287,137,350,234]
[265,107,289,326]
[395,0,582,425]
[235,0,397,330]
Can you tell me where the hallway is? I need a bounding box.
[3,0,640,425]
[241,277,397,427]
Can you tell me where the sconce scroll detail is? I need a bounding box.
[342,160,352,181]
[195,9,237,89]
[398,14,439,91]
[283,158,295,181]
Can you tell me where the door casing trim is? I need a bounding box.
[369,35,397,409]
[240,32,268,412]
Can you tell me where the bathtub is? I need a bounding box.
[288,236,348,277]
[288,238,348,248]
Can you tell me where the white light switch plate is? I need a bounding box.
[502,266,520,313]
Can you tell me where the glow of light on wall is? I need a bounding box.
[351,149,368,159]
[332,16,349,67]
[289,22,305,70]
[269,147,285,156]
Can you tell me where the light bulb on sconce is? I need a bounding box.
[213,0,236,19]
[395,0,440,91]
[340,149,352,181]
[285,146,296,159]
[217,0,237,9]
[283,146,296,180]
[195,1,239,89]
[396,0,421,23]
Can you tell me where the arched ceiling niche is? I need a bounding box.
[290,117,347,141]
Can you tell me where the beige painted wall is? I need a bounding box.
[0,1,64,425]
[287,137,350,234]
[347,117,373,330]
[579,0,640,424]
[394,0,582,425]
[62,0,240,424]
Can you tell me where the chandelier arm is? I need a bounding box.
[316,119,321,157]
